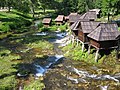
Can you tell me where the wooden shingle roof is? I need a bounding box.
[55,15,64,22]
[81,11,97,20]
[65,16,69,20]
[87,23,120,41]
[81,21,100,33]
[69,13,78,17]
[69,13,81,23]
[89,9,101,15]
[42,18,51,24]
[70,19,89,31]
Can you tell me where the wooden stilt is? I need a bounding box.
[82,43,85,52]
[95,49,99,62]
[116,47,119,59]
[88,45,91,54]
[76,39,79,47]
[72,36,74,46]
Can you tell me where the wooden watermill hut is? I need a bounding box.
[55,15,64,25]
[87,23,120,62]
[78,21,100,51]
[42,18,52,27]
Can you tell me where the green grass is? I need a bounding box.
[23,79,45,90]
[39,23,68,32]
[0,47,21,89]
[118,27,120,31]
[62,43,118,65]
[0,10,32,33]
[62,43,95,63]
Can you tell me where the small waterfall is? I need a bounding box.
[66,66,120,83]
[34,55,64,77]
[33,32,48,36]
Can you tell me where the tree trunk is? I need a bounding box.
[8,6,11,12]
[43,8,45,14]
[31,5,35,18]
[108,13,110,22]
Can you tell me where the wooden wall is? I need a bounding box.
[89,38,117,49]
[78,30,84,42]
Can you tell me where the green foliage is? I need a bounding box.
[38,22,43,28]
[62,43,98,64]
[0,47,20,89]
[118,27,120,31]
[0,23,10,33]
[49,25,58,31]
[102,0,120,17]
[40,27,50,32]
[0,11,32,33]
[59,23,68,32]
[0,75,17,90]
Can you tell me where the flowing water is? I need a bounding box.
[1,21,120,90]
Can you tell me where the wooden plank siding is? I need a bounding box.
[89,39,118,49]
[78,30,84,42]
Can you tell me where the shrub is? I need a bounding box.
[38,22,43,28]
[49,25,58,31]
[59,23,68,32]
[51,21,56,25]
[40,27,50,32]
[0,23,10,33]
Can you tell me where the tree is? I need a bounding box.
[95,0,102,9]
[77,0,88,13]
[28,0,38,18]
[102,0,120,21]
[39,0,54,14]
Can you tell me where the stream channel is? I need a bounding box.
[1,21,120,90]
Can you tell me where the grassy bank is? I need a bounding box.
[62,43,118,65]
[0,29,55,89]
[0,10,32,34]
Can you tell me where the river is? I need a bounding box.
[1,21,120,90]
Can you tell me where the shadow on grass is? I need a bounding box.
[11,11,33,19]
[0,16,29,22]
[0,13,6,17]
[0,72,16,79]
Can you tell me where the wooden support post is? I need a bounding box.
[82,43,85,52]
[95,49,99,62]
[76,39,79,47]
[72,36,74,46]
[88,45,91,55]
[116,47,119,59]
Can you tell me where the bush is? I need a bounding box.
[59,23,68,32]
[0,23,10,33]
[24,20,32,26]
[51,21,56,25]
[40,27,50,32]
[38,22,43,28]
[49,25,58,31]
